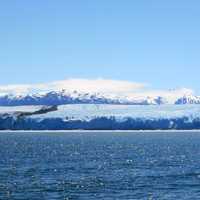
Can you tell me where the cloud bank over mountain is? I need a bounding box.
[0,79,145,95]
[0,78,194,98]
[0,78,198,106]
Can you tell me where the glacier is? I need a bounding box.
[1,104,200,130]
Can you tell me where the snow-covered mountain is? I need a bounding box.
[175,95,200,104]
[0,90,199,106]
[0,90,165,106]
[0,78,198,105]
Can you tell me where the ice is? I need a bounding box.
[29,104,200,121]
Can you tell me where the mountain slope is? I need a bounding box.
[0,90,199,106]
[0,90,167,106]
[175,95,200,104]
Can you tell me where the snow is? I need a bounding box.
[29,104,200,121]
[175,95,200,104]
[1,104,200,130]
[0,89,200,106]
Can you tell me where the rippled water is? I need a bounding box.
[1,131,200,199]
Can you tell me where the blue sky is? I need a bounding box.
[0,0,200,92]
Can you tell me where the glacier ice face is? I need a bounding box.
[29,104,200,121]
[1,104,200,130]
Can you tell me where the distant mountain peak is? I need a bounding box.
[175,94,200,105]
[0,89,199,106]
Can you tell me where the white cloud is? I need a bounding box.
[0,78,147,95]
[0,84,32,95]
[46,78,146,94]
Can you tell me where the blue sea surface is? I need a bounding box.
[0,131,200,199]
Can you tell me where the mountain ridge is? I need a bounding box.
[0,90,200,106]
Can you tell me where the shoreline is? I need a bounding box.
[1,129,200,133]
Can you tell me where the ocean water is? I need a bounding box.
[0,132,200,199]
